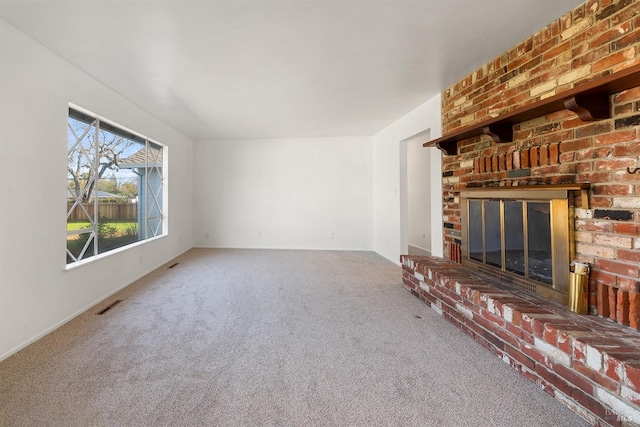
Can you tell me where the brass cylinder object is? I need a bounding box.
[569,262,590,314]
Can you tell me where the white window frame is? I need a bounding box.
[66,104,167,268]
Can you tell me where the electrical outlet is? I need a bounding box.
[139,255,143,264]
[329,232,334,239]
[204,232,210,239]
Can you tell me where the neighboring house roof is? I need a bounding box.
[96,191,127,199]
[119,146,163,169]
[67,189,128,200]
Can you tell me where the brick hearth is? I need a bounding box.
[401,255,640,426]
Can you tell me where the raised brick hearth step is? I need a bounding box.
[401,255,640,426]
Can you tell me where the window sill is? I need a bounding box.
[64,233,168,272]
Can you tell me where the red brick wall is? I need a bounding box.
[440,0,640,329]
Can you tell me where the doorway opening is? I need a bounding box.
[400,129,443,258]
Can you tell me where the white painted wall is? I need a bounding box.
[0,19,194,360]
[407,134,432,254]
[372,94,443,264]
[193,137,372,250]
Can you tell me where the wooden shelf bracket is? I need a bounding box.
[563,93,611,121]
[482,123,513,144]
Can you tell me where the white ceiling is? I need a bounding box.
[0,0,585,141]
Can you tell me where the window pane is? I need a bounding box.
[67,115,99,262]
[527,202,552,285]
[504,201,525,276]
[485,200,502,268]
[468,200,483,262]
[145,142,164,237]
[96,128,143,255]
[67,116,98,225]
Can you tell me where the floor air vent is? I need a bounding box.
[97,300,123,315]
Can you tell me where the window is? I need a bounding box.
[66,107,165,265]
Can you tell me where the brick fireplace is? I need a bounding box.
[402,0,640,425]
[435,0,640,330]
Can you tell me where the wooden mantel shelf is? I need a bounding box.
[424,63,640,155]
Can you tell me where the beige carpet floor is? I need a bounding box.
[0,248,587,426]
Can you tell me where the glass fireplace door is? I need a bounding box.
[504,201,525,277]
[460,187,575,303]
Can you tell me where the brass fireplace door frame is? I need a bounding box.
[459,184,589,305]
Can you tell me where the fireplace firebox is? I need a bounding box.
[460,184,589,305]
